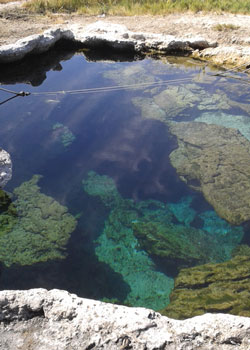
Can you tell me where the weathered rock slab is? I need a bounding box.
[0,148,12,188]
[0,288,250,350]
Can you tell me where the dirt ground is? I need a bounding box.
[0,2,250,46]
[1,1,250,49]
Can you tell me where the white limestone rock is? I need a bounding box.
[0,28,74,63]
[0,21,212,63]
[0,148,12,188]
[0,288,249,350]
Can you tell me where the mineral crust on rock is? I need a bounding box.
[169,121,250,225]
[0,288,250,350]
[0,148,12,188]
[0,22,212,63]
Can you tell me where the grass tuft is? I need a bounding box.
[212,23,240,31]
[25,0,250,15]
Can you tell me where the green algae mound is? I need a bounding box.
[169,121,250,225]
[0,175,77,267]
[161,246,250,319]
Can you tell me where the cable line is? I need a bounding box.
[0,60,249,100]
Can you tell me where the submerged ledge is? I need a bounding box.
[0,288,249,350]
[0,21,250,66]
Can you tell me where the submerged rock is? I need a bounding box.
[83,171,174,310]
[82,170,122,207]
[195,111,250,141]
[169,121,250,225]
[167,195,196,226]
[161,248,250,319]
[0,148,12,188]
[132,83,231,121]
[132,209,242,268]
[1,288,250,350]
[82,171,243,309]
[0,175,77,266]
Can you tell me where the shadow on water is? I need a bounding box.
[0,39,144,86]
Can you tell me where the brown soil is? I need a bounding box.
[0,2,250,50]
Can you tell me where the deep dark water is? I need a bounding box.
[0,49,250,312]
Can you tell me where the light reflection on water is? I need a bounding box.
[0,49,249,315]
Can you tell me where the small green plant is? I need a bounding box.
[213,23,240,31]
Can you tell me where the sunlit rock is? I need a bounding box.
[169,121,250,224]
[161,248,250,319]
[0,148,12,188]
[0,175,77,266]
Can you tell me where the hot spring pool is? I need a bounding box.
[0,48,250,318]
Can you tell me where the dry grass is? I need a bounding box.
[212,23,240,31]
[25,0,250,15]
[0,0,22,3]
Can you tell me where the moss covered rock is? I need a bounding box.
[161,248,250,319]
[0,175,77,267]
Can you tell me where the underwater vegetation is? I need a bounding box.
[52,122,76,147]
[83,171,174,310]
[161,245,250,319]
[169,121,250,225]
[82,171,243,310]
[0,175,77,267]
[82,171,122,208]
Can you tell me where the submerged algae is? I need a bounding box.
[0,175,77,267]
[0,189,17,236]
[83,171,243,309]
[82,171,121,207]
[132,208,243,268]
[52,122,76,147]
[83,171,174,310]
[161,249,250,319]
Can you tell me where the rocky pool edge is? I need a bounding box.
[0,288,249,350]
[1,21,250,66]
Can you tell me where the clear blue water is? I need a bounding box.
[0,49,249,311]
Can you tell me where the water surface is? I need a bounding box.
[0,49,249,313]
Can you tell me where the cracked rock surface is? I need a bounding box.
[0,288,250,350]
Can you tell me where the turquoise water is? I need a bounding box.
[0,48,249,311]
